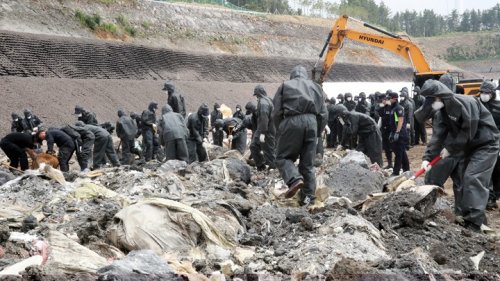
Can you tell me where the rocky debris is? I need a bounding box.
[323,161,384,202]
[97,250,181,281]
[0,150,499,279]
[339,150,371,168]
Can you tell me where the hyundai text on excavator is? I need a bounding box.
[313,15,482,95]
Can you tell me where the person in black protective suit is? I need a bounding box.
[251,85,276,170]
[77,123,120,169]
[272,65,328,205]
[66,122,95,171]
[355,92,370,115]
[344,92,356,111]
[74,106,98,125]
[399,89,414,149]
[369,92,381,123]
[0,132,37,171]
[11,113,24,133]
[158,105,189,162]
[141,102,158,162]
[36,128,75,172]
[163,81,186,118]
[210,103,224,147]
[218,117,247,154]
[331,104,383,166]
[387,91,409,176]
[129,112,144,160]
[336,93,345,105]
[413,86,427,145]
[243,101,258,136]
[419,80,499,232]
[377,92,393,168]
[326,99,338,148]
[187,104,210,163]
[233,104,245,120]
[418,74,462,190]
[477,81,500,209]
[22,109,42,134]
[116,110,138,165]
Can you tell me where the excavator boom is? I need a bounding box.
[315,15,480,94]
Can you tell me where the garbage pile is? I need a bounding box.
[0,150,499,280]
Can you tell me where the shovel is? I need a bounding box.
[409,155,442,180]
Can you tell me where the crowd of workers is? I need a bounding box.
[1,66,500,232]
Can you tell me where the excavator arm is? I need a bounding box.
[315,15,440,84]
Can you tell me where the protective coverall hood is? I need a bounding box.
[198,104,210,117]
[23,109,32,118]
[331,104,348,120]
[148,102,158,112]
[438,73,456,92]
[289,65,308,80]
[11,113,19,120]
[253,85,267,98]
[245,101,256,114]
[420,80,454,99]
[480,81,496,96]
[162,81,175,92]
[117,109,126,117]
[162,104,173,115]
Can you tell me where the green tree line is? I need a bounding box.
[225,0,500,37]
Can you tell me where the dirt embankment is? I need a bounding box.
[0,30,412,133]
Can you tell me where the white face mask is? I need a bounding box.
[27,116,32,119]
[346,97,352,101]
[379,103,385,107]
[385,100,392,106]
[337,98,342,103]
[432,100,444,110]
[164,90,169,95]
[401,97,406,101]
[77,113,83,117]
[14,118,18,121]
[480,94,491,103]
[237,108,241,111]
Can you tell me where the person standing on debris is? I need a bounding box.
[74,106,98,125]
[10,113,24,133]
[22,109,42,134]
[163,81,186,118]
[116,110,138,165]
[76,122,120,169]
[158,105,189,162]
[331,104,383,166]
[344,92,356,111]
[251,85,276,170]
[413,86,427,145]
[399,88,414,148]
[130,112,144,160]
[233,104,245,120]
[477,81,500,209]
[35,128,75,172]
[141,102,158,162]
[221,117,247,154]
[65,122,95,171]
[355,92,370,115]
[210,103,224,147]
[326,99,338,148]
[369,92,381,123]
[420,80,499,231]
[242,101,258,137]
[272,65,327,205]
[0,132,37,171]
[187,104,210,163]
[387,91,409,176]
[377,92,393,169]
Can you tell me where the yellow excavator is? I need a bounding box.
[313,15,482,95]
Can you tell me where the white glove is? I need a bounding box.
[338,117,345,125]
[406,123,411,129]
[212,128,216,133]
[421,160,431,172]
[228,135,233,141]
[203,138,208,143]
[325,125,331,135]
[440,148,450,159]
[376,118,382,129]
[259,134,265,143]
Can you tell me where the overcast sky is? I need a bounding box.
[374,0,499,15]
